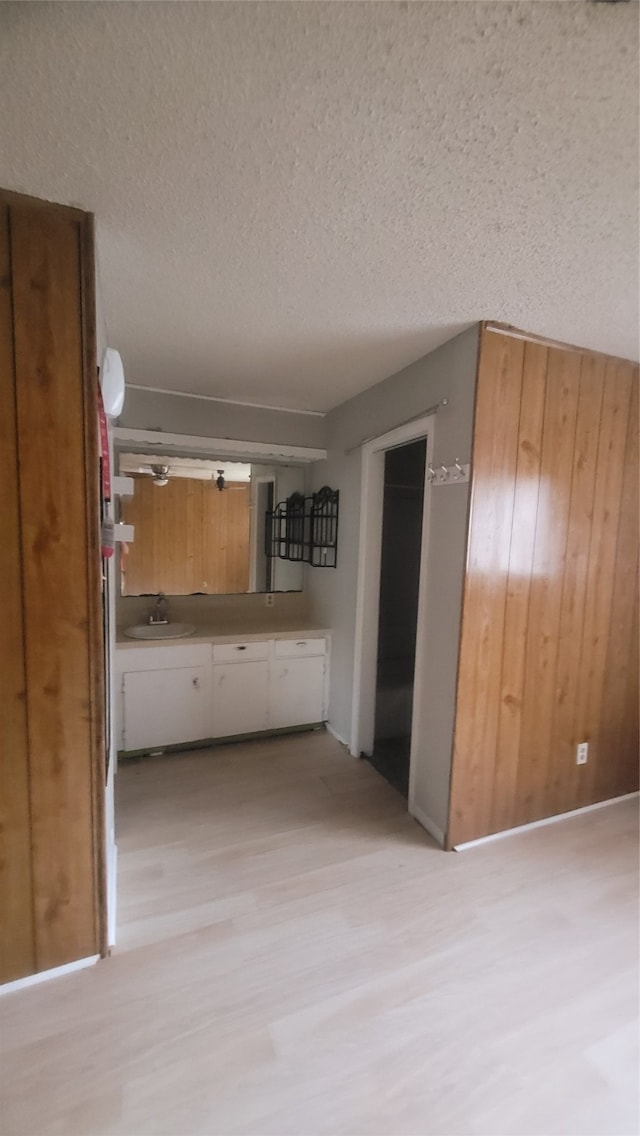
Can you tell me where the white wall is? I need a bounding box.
[306,327,479,836]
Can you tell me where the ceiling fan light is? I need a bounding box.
[151,463,170,487]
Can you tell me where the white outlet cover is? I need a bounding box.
[576,743,588,765]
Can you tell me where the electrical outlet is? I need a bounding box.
[265,593,275,608]
[576,742,588,765]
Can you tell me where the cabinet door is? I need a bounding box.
[270,655,326,729]
[123,667,209,752]
[213,661,269,738]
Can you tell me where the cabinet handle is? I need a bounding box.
[218,674,225,685]
[296,641,307,647]
[192,677,200,689]
[236,645,247,651]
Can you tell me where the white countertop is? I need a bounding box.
[116,623,331,649]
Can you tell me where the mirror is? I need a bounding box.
[118,452,305,596]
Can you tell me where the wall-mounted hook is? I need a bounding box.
[430,460,469,487]
[427,464,436,482]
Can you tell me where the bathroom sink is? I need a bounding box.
[124,622,196,641]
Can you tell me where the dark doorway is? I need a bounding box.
[367,438,427,797]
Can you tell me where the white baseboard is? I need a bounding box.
[454,791,640,851]
[325,720,350,748]
[0,954,100,996]
[409,802,445,847]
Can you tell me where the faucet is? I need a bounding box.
[148,593,169,625]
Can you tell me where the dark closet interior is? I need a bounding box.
[367,438,426,797]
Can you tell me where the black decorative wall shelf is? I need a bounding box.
[266,486,339,568]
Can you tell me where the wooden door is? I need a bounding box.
[0,189,104,982]
[0,198,35,982]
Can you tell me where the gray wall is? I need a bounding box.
[248,463,307,592]
[306,326,479,836]
[119,387,326,450]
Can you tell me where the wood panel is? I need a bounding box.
[572,360,634,809]
[79,211,106,958]
[121,476,251,595]
[0,201,35,981]
[512,347,581,827]
[593,367,638,802]
[490,341,548,834]
[448,329,639,846]
[546,353,604,816]
[6,192,103,974]
[447,331,524,842]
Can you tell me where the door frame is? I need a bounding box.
[350,415,434,817]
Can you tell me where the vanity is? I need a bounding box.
[112,432,335,757]
[115,629,330,755]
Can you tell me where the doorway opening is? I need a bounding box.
[367,438,426,797]
[351,414,433,823]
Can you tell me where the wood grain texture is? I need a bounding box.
[447,331,524,842]
[596,370,639,802]
[547,353,605,817]
[0,201,35,982]
[3,190,103,976]
[448,329,639,846]
[572,359,634,811]
[79,213,107,956]
[490,341,548,834]
[121,476,251,595]
[512,346,581,827]
[0,735,638,1136]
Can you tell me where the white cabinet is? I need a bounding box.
[270,655,325,729]
[123,666,209,752]
[213,661,269,738]
[116,633,328,753]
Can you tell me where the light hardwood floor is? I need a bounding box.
[1,731,638,1136]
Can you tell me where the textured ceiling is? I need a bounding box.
[1,1,638,412]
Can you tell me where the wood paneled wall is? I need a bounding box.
[0,190,104,983]
[447,327,639,846]
[121,476,251,595]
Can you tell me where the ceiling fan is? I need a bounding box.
[149,464,170,486]
[143,463,230,489]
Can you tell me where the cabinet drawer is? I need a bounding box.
[274,637,326,659]
[213,641,268,664]
[117,643,211,673]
